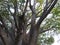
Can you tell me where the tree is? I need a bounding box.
[0,0,58,45]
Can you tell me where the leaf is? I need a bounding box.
[44,36,54,44]
[37,0,43,4]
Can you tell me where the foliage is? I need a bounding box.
[37,0,43,4]
[0,0,58,45]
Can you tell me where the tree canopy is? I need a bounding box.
[0,0,59,45]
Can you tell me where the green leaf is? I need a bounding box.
[37,0,43,4]
[44,36,54,44]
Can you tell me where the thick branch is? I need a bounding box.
[0,15,14,41]
[0,16,9,36]
[36,0,58,29]
[0,26,6,45]
[0,35,6,45]
[28,0,38,45]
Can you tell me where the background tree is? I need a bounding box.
[0,0,58,45]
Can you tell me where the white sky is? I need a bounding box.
[52,34,60,45]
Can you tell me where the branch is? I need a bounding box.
[0,26,6,45]
[40,28,54,34]
[0,35,6,45]
[14,1,28,45]
[29,0,36,25]
[36,0,58,29]
[28,0,38,45]
[0,15,15,41]
[0,16,9,36]
[22,0,28,15]
[4,1,13,15]
[7,3,13,15]
[36,9,42,15]
[12,0,21,45]
[13,0,19,31]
